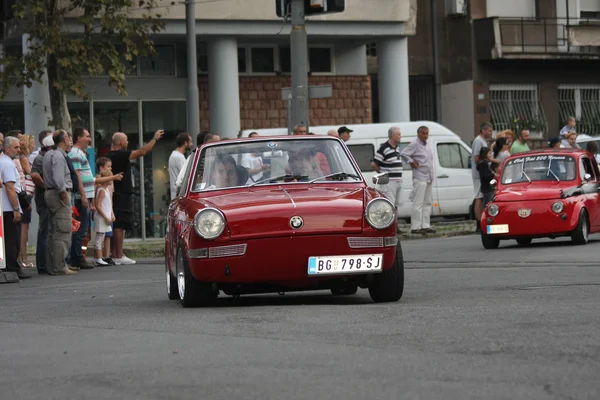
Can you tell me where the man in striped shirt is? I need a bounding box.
[371,126,403,217]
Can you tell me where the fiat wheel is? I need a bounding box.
[368,243,404,303]
[176,246,217,308]
[481,233,500,249]
[571,209,589,245]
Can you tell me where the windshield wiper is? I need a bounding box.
[547,159,560,182]
[308,172,362,184]
[249,174,308,187]
[520,161,531,183]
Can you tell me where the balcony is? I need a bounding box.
[474,17,600,60]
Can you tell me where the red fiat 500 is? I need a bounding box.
[480,149,600,249]
[165,136,404,307]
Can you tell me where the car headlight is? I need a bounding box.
[366,198,396,229]
[488,204,499,217]
[194,208,225,240]
[552,201,564,214]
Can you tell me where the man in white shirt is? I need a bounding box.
[168,132,192,199]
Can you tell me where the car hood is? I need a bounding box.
[197,186,365,239]
[495,186,564,202]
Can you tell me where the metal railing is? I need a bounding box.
[497,17,600,54]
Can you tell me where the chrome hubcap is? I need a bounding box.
[583,218,588,241]
[166,269,171,293]
[177,252,185,299]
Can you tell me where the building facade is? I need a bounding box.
[1,0,417,240]
[368,0,600,144]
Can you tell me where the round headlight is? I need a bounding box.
[366,198,396,229]
[194,208,225,240]
[552,201,564,214]
[488,204,499,217]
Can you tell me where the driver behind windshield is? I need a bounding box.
[210,155,240,188]
[287,149,323,179]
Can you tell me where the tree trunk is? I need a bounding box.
[46,54,72,132]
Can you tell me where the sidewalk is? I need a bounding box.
[26,220,476,259]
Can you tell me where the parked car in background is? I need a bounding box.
[480,149,600,249]
[166,135,404,307]
[242,121,474,221]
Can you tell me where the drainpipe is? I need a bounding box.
[432,0,442,122]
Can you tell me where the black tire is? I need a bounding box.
[166,249,179,300]
[481,234,500,249]
[571,209,589,245]
[331,285,358,296]
[516,238,532,246]
[176,246,217,308]
[368,243,404,303]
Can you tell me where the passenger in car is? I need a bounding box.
[211,155,240,188]
[288,150,323,179]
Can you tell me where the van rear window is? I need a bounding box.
[347,144,375,172]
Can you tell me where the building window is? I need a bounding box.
[309,47,333,73]
[437,143,470,169]
[366,43,377,57]
[558,85,600,136]
[278,46,332,74]
[139,44,176,77]
[489,84,547,136]
[250,47,275,73]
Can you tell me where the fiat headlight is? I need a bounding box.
[366,198,395,229]
[194,208,225,240]
[552,201,564,214]
[488,204,499,217]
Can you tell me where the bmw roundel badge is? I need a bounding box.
[290,216,304,229]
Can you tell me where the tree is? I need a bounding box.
[0,0,166,131]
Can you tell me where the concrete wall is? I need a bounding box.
[65,0,413,22]
[441,80,475,144]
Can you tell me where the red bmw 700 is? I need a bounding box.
[165,135,404,307]
[480,149,600,249]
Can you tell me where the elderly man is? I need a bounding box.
[371,126,403,224]
[108,129,164,265]
[30,131,54,275]
[293,124,307,135]
[401,126,436,234]
[1,137,31,279]
[42,130,78,275]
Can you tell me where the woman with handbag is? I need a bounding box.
[16,134,36,269]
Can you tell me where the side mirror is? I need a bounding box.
[372,172,390,185]
[490,179,497,186]
[584,173,592,182]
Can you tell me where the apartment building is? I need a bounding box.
[368,0,600,143]
[0,0,416,239]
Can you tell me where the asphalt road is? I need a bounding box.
[1,234,599,400]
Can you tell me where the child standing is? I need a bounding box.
[95,157,122,265]
[94,169,115,266]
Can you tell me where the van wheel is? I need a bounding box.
[571,209,589,245]
[481,234,500,249]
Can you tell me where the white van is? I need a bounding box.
[241,121,474,220]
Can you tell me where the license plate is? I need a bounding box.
[308,254,383,276]
[487,224,509,234]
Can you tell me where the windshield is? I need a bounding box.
[501,154,577,184]
[190,138,362,192]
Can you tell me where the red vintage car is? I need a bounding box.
[480,148,600,249]
[165,135,404,307]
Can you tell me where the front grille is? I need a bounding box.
[208,244,247,258]
[347,237,384,248]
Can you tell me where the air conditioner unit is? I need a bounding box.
[446,0,466,15]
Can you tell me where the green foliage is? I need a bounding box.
[0,0,165,101]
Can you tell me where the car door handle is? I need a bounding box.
[437,174,449,178]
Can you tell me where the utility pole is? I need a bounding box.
[186,0,200,136]
[290,0,309,133]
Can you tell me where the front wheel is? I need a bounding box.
[571,209,589,245]
[176,246,217,308]
[368,244,404,303]
[481,234,500,249]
